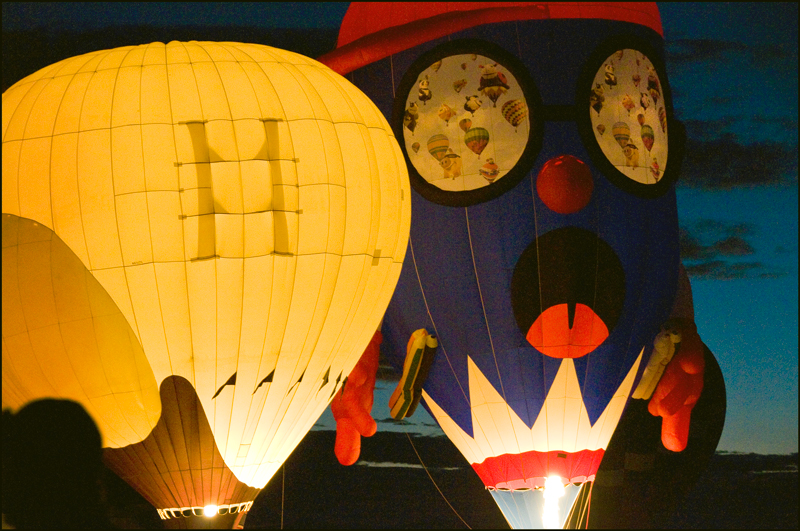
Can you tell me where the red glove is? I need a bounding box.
[648,320,705,452]
[331,331,381,465]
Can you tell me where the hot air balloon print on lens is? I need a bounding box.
[478,63,510,107]
[2,40,411,527]
[621,93,635,113]
[412,142,421,154]
[427,133,450,161]
[502,99,528,132]
[403,102,419,135]
[438,103,455,126]
[479,158,500,183]
[612,121,631,148]
[464,127,490,157]
[590,84,605,114]
[641,124,655,151]
[395,47,533,199]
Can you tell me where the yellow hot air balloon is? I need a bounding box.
[2,41,410,526]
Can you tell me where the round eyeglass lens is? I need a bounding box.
[401,54,531,192]
[589,49,669,185]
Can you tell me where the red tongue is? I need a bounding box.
[526,303,609,358]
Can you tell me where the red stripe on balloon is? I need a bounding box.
[471,449,606,489]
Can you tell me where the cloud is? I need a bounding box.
[680,117,799,144]
[666,39,796,67]
[684,260,760,280]
[667,39,748,65]
[714,236,755,256]
[678,134,798,189]
[356,460,461,470]
[680,220,787,279]
[680,222,752,260]
[376,417,439,429]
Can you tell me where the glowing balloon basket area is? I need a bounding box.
[2,40,410,522]
[489,478,582,530]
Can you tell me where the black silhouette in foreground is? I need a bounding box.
[2,399,116,529]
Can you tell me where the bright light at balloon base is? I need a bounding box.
[542,476,566,528]
[203,505,219,517]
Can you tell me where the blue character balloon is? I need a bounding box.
[321,3,724,528]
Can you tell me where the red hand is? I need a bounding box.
[331,331,381,465]
[648,320,705,452]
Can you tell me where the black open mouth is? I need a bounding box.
[510,227,625,358]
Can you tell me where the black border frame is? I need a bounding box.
[392,39,544,208]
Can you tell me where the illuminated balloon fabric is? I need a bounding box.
[2,214,161,446]
[320,3,689,527]
[2,41,411,520]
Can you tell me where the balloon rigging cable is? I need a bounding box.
[405,431,472,529]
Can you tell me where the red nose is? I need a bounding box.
[536,155,593,214]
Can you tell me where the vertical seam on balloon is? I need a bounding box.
[567,184,603,457]
[264,61,302,452]
[137,41,179,495]
[10,232,61,400]
[167,41,200,398]
[513,19,535,491]
[254,60,334,473]
[61,51,99,275]
[73,48,124,440]
[161,41,188,384]
[6,54,91,430]
[273,61,342,459]
[464,206,526,464]
[204,41,245,474]
[228,44,279,477]
[235,92,287,479]
[105,43,148,444]
[390,53,396,99]
[529,144,550,454]
[4,48,79,228]
[408,237,469,407]
[138,42,170,436]
[309,64,396,451]
[231,44,283,481]
[241,58,302,480]
[187,43,224,469]
[176,41,205,490]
